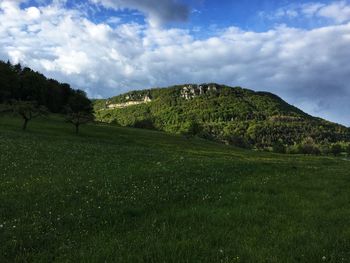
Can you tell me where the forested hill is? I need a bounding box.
[94,84,350,153]
[0,60,90,113]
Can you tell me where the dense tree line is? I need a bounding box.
[0,60,93,133]
[0,60,87,112]
[95,84,350,155]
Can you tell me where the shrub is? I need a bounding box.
[331,144,342,156]
[133,119,155,130]
[225,135,250,149]
[287,144,298,154]
[297,137,321,155]
[180,120,203,139]
[272,140,286,154]
[319,143,331,155]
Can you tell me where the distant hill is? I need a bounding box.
[94,84,350,150]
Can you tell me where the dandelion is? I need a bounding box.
[322,256,326,261]
[0,224,3,228]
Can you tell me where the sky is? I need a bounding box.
[0,0,350,126]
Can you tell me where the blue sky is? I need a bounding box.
[18,0,345,29]
[1,0,350,125]
[19,0,344,31]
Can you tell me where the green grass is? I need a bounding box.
[1,116,350,262]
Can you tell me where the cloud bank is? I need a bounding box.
[0,0,349,126]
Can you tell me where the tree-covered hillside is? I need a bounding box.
[0,60,90,113]
[94,84,350,152]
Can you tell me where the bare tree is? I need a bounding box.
[66,111,94,134]
[65,91,94,134]
[12,101,47,130]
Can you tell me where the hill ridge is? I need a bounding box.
[94,83,350,152]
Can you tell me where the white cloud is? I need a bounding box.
[317,1,350,23]
[106,16,121,25]
[26,6,41,20]
[0,1,350,125]
[301,3,325,16]
[266,1,350,25]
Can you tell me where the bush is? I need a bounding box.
[225,135,250,149]
[272,140,286,154]
[180,120,203,139]
[331,144,342,156]
[297,137,321,155]
[319,143,331,155]
[287,143,299,154]
[133,119,155,130]
[345,144,350,156]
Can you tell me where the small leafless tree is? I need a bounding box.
[65,91,94,134]
[66,111,94,134]
[12,101,47,130]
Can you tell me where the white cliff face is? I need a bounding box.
[106,101,145,109]
[199,86,204,95]
[180,84,219,100]
[106,95,152,109]
[144,95,152,102]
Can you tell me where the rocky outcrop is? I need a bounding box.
[180,84,219,100]
[106,95,152,109]
[104,84,220,110]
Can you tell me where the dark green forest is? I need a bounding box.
[0,60,91,113]
[94,84,350,154]
[0,60,93,132]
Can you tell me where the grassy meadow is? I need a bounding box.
[1,116,350,262]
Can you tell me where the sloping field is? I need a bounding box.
[1,116,349,262]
